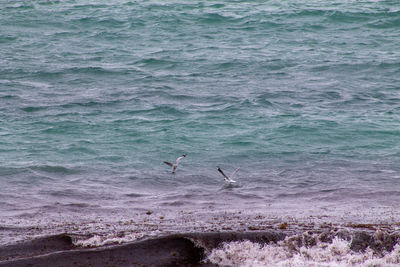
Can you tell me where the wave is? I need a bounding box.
[19,96,140,114]
[125,105,189,117]
[367,18,400,29]
[0,36,17,44]
[3,2,35,10]
[199,13,244,24]
[133,57,180,71]
[28,165,81,175]
[2,230,400,266]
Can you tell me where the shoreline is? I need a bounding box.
[2,225,400,267]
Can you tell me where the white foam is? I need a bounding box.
[207,237,400,267]
[74,232,145,247]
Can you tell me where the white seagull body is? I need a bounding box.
[218,167,239,183]
[164,154,186,173]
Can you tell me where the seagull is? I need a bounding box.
[217,167,239,183]
[163,154,186,173]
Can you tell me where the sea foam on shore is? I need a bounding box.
[208,237,400,267]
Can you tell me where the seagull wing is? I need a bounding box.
[163,161,173,167]
[218,168,230,181]
[230,168,240,179]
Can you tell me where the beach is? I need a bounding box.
[2,224,400,266]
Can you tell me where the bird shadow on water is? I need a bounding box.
[218,182,241,191]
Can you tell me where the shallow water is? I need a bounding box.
[1,0,400,257]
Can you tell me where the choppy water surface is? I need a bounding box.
[1,0,400,251]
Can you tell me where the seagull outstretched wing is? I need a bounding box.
[230,168,240,179]
[218,167,229,180]
[163,161,173,167]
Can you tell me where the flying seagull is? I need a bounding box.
[217,167,239,183]
[163,154,186,173]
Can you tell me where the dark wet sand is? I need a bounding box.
[1,229,399,266]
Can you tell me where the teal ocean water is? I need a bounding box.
[1,0,400,250]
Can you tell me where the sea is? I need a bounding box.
[1,0,400,265]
